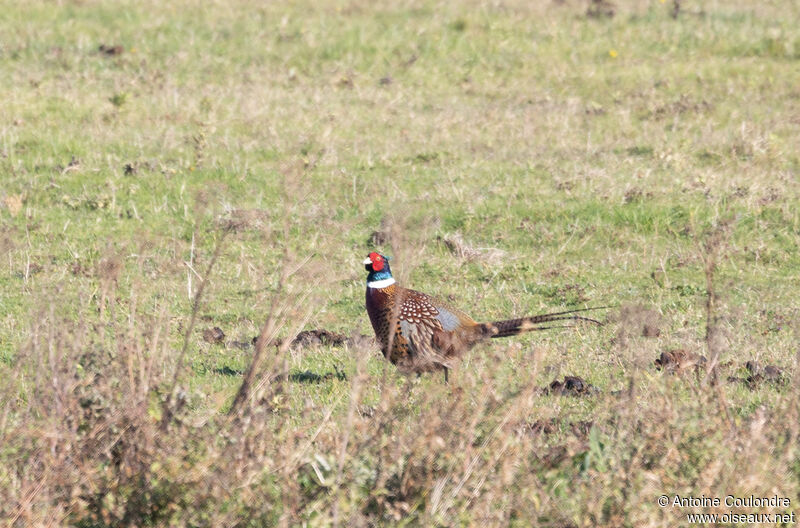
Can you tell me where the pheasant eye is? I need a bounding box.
[372,258,384,271]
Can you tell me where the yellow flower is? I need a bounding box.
[609,49,618,58]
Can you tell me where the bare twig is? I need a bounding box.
[187,231,195,299]
[699,217,734,429]
[331,343,367,527]
[160,229,229,430]
[228,250,314,415]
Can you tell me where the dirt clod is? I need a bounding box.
[98,44,124,56]
[545,376,599,396]
[642,324,661,337]
[369,229,390,246]
[253,329,373,349]
[521,418,594,439]
[203,327,225,344]
[288,369,347,383]
[763,365,783,380]
[70,261,93,277]
[526,418,558,436]
[587,0,615,18]
[96,256,122,283]
[654,349,706,374]
[293,329,347,347]
[728,361,786,389]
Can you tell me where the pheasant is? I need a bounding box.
[363,252,603,381]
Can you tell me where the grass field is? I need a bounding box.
[2,0,800,525]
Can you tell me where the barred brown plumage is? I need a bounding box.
[363,252,605,381]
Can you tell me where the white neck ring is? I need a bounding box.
[367,277,396,289]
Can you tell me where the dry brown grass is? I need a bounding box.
[2,222,798,527]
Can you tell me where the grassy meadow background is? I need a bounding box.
[2,0,800,525]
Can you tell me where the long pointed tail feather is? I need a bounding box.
[485,307,607,338]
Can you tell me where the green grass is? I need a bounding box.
[2,0,800,525]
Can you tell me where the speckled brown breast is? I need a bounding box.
[366,284,479,373]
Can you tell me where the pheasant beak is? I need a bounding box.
[362,257,372,265]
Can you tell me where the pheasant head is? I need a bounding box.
[363,252,395,288]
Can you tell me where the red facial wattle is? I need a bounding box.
[370,253,385,271]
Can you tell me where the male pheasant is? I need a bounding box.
[363,252,603,381]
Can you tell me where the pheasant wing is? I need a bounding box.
[395,290,458,371]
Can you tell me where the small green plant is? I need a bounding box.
[109,91,128,107]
